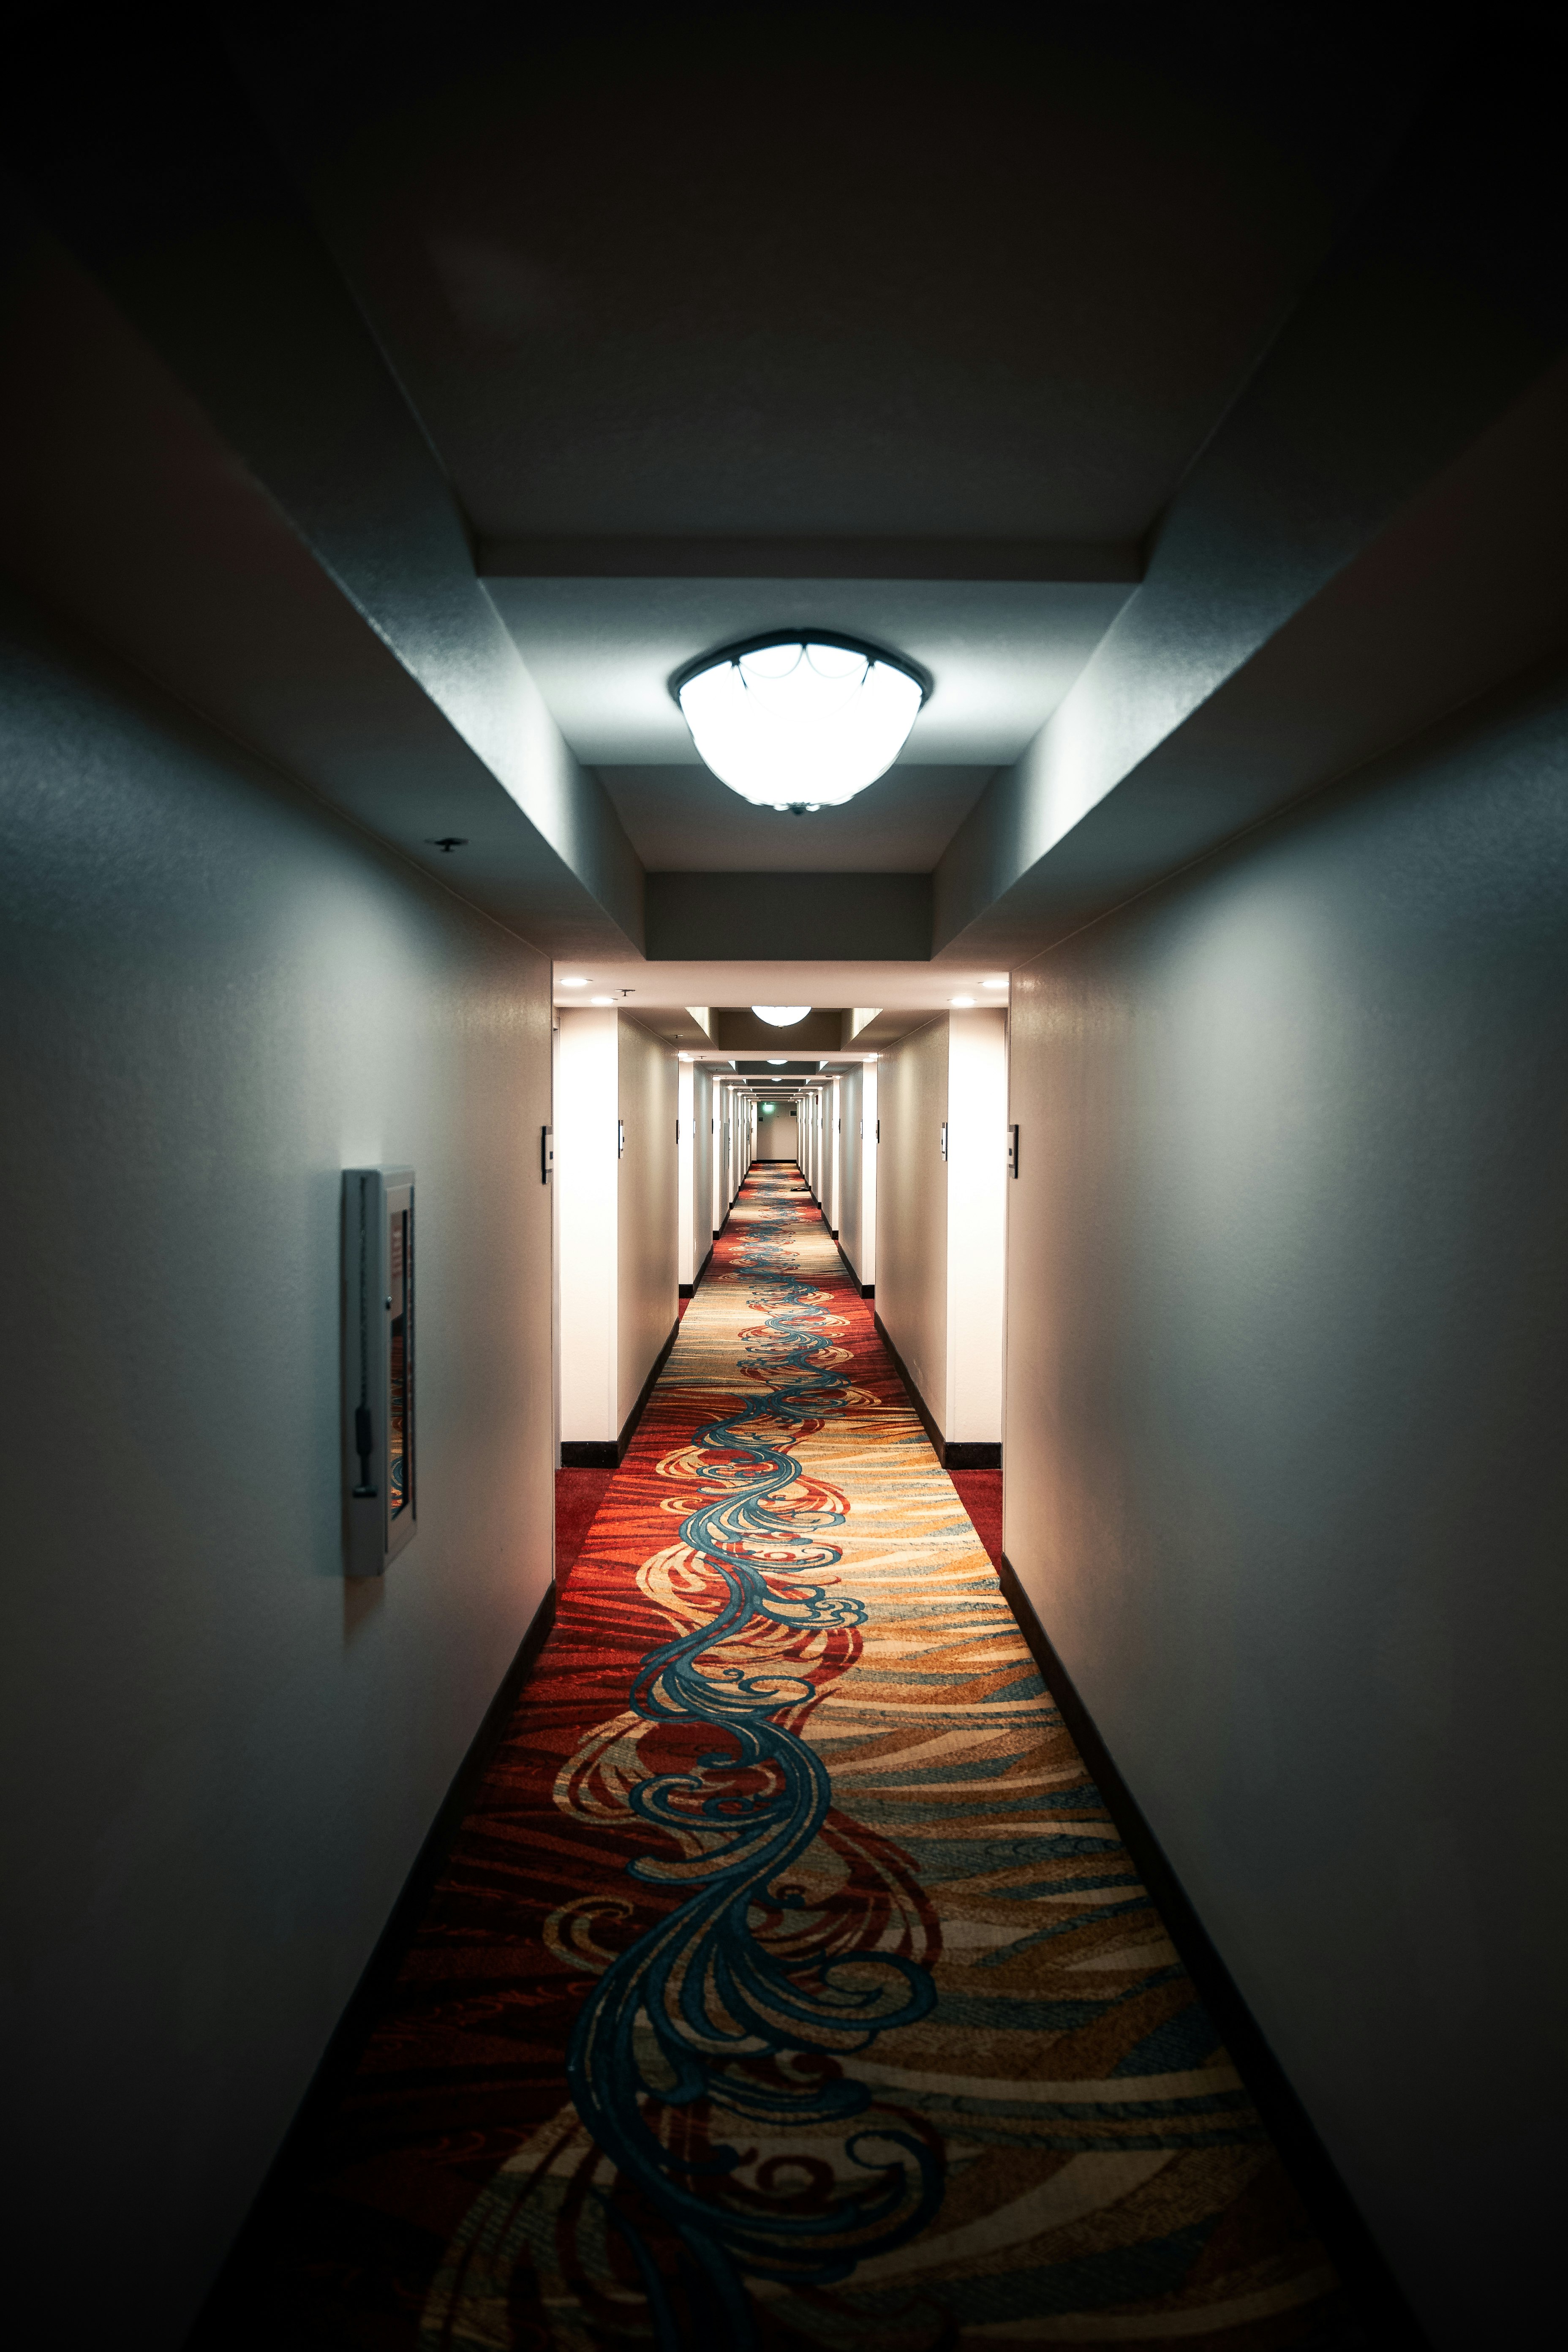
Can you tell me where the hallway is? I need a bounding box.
[216,1171,1338,2348]
[6,15,1566,2348]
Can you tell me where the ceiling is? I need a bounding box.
[17,5,1532,982]
[481,574,1129,869]
[218,3,1423,890]
[551,956,1007,1046]
[282,17,1369,546]
[590,765,994,874]
[483,576,1133,746]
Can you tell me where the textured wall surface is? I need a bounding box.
[1003,667,1568,2348]
[616,1015,678,1426]
[837,1064,866,1281]
[692,1064,713,1262]
[755,1108,799,1161]
[555,1006,619,1442]
[677,1060,715,1286]
[875,1017,949,1426]
[0,594,555,2344]
[945,1008,1007,1444]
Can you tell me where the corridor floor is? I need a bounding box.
[235,1170,1347,2349]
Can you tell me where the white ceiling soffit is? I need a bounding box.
[550,959,1007,1010]
[481,577,1135,767]
[593,762,997,873]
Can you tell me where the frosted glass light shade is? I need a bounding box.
[752,1004,809,1026]
[675,637,926,807]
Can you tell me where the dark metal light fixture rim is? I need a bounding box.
[668,630,932,708]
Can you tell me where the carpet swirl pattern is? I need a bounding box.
[271,1169,1344,2349]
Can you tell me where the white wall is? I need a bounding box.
[714,1081,751,1221]
[875,1018,949,1425]
[688,1061,713,1279]
[945,1009,1008,1443]
[876,1017,1004,1443]
[813,1083,830,1219]
[861,1062,878,1287]
[826,1077,842,1233]
[2,596,555,2342]
[677,1059,696,1286]
[617,1017,678,1427]
[557,1010,677,1443]
[838,1066,865,1281]
[756,1106,798,1160]
[999,676,1568,2348]
[556,1007,619,1443]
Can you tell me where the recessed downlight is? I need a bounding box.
[950,995,975,1007]
[559,975,589,987]
[982,975,1008,990]
[590,995,614,1005]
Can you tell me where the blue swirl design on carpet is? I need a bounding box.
[565,1176,943,2347]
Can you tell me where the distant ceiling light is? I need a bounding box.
[674,635,928,808]
[982,975,1008,990]
[950,995,975,1007]
[560,975,588,987]
[752,1004,810,1026]
[590,995,614,1006]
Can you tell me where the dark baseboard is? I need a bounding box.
[834,1237,871,1296]
[696,1240,714,1285]
[874,1311,942,1458]
[994,1554,1429,2352]
[562,1315,681,1467]
[188,1579,558,2346]
[873,1313,998,1470]
[677,1246,715,1301]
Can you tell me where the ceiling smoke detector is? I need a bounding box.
[673,635,927,808]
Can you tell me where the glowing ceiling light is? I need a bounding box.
[950,995,975,1006]
[559,975,588,987]
[590,994,614,1005]
[982,975,1008,990]
[674,636,927,808]
[752,1004,809,1026]
[766,1057,787,1064]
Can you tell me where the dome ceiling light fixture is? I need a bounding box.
[752,1004,810,1026]
[672,634,929,811]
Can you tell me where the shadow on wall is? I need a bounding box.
[1002,662,1568,2352]
[1,594,556,2344]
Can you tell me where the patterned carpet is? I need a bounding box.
[242,1169,1347,2349]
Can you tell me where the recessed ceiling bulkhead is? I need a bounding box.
[671,633,930,813]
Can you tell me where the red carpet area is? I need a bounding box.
[215,1170,1345,2349]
